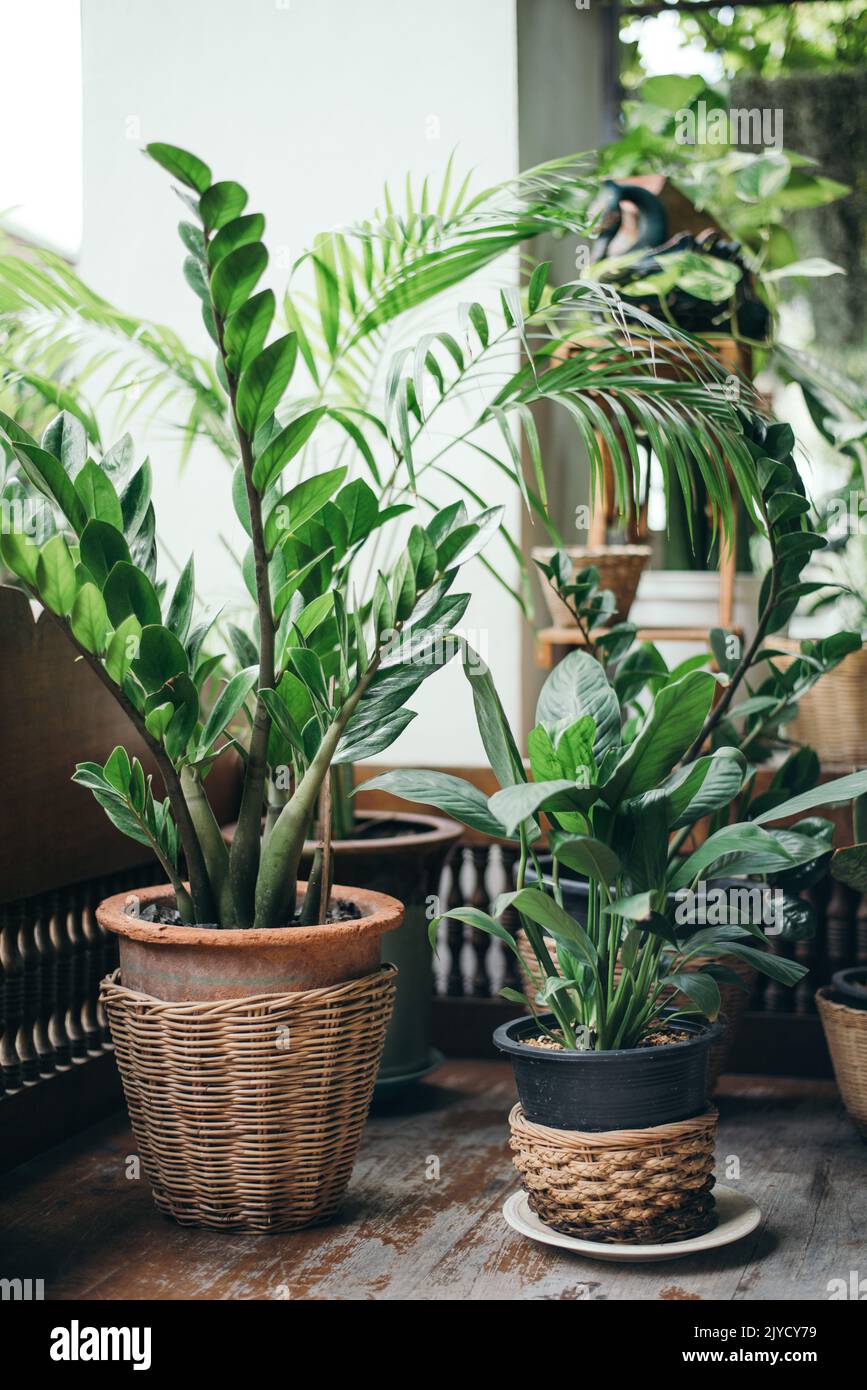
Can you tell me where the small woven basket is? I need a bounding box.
[101,963,397,1232]
[514,931,754,1089]
[778,646,867,769]
[509,1103,718,1244]
[532,545,651,628]
[817,987,867,1140]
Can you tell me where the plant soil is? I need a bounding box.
[525,1023,692,1053]
[130,899,363,929]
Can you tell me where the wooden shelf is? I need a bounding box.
[535,625,744,669]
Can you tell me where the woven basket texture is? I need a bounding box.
[515,931,755,1089]
[101,963,397,1232]
[533,545,651,627]
[788,648,867,768]
[817,987,867,1140]
[509,1103,718,1244]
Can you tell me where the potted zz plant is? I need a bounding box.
[0,147,498,1232]
[364,415,867,1245]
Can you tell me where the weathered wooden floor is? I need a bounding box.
[2,1062,864,1300]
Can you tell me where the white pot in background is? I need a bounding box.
[630,570,764,670]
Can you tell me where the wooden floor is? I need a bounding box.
[2,1062,864,1301]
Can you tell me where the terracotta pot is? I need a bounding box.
[97,880,404,1002]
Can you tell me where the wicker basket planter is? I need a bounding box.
[96,879,404,1231]
[817,987,867,1140]
[781,645,867,769]
[508,1103,718,1244]
[532,545,651,628]
[514,929,755,1089]
[101,963,397,1231]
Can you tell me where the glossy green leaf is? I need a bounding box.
[199,180,248,232]
[104,614,142,684]
[131,624,188,691]
[166,555,195,642]
[73,459,123,529]
[70,582,110,654]
[36,535,76,615]
[251,408,327,492]
[103,562,161,628]
[223,289,275,374]
[42,410,88,477]
[536,650,621,761]
[264,467,347,552]
[79,520,131,588]
[197,666,258,755]
[236,334,297,436]
[603,671,717,805]
[146,142,212,194]
[208,213,266,269]
[211,242,268,320]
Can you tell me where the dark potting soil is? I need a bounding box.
[131,899,363,929]
[346,817,431,841]
[525,1023,692,1053]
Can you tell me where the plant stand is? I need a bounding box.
[100,964,397,1232]
[535,333,751,670]
[816,987,867,1140]
[508,1103,718,1244]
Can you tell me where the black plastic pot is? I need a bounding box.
[494,1010,725,1131]
[831,967,867,1010]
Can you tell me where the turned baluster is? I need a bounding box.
[62,887,87,1062]
[33,893,57,1076]
[498,845,523,994]
[826,878,855,981]
[444,847,467,997]
[0,904,24,1093]
[48,891,72,1069]
[80,882,104,1054]
[762,936,791,1014]
[15,900,40,1084]
[96,877,119,1042]
[468,846,492,997]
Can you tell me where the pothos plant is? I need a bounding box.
[361,408,867,1049]
[0,144,515,930]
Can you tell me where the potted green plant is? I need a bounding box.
[817,805,867,1139]
[0,143,502,1229]
[2,143,764,1088]
[362,411,867,1239]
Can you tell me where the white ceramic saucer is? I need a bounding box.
[502,1186,761,1263]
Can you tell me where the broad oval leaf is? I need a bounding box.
[70,582,110,654]
[131,624,189,692]
[211,242,268,320]
[146,142,212,194]
[536,650,621,761]
[199,180,248,232]
[252,408,327,493]
[103,562,161,628]
[74,458,123,529]
[79,520,131,588]
[236,333,298,437]
[36,535,76,616]
[223,289,275,374]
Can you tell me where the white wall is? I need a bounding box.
[79,0,523,765]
